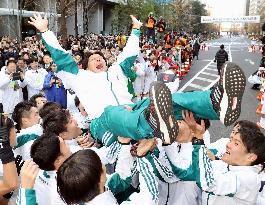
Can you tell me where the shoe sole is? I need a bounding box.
[219,63,246,126]
[150,82,179,144]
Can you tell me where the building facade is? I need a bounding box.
[0,0,118,38]
[248,0,264,33]
[0,0,57,38]
[66,0,117,36]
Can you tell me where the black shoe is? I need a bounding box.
[210,62,246,126]
[145,81,178,144]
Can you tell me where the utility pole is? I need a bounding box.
[17,0,22,42]
[74,0,78,37]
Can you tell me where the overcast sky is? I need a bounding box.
[201,0,247,16]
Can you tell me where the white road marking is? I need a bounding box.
[179,60,215,92]
[205,67,218,72]
[188,83,205,90]
[200,60,213,62]
[196,76,216,83]
[245,59,255,65]
[228,43,232,62]
[201,71,219,77]
[179,39,235,92]
[204,78,220,90]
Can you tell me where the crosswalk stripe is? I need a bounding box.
[189,83,206,90]
[201,71,219,77]
[196,76,216,83]
[205,67,218,72]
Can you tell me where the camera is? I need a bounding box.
[12,71,21,81]
[52,76,59,82]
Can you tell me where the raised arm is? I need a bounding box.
[28,14,78,89]
[16,160,39,205]
[164,141,194,180]
[91,141,122,165]
[41,30,78,75]
[106,138,135,194]
[121,156,159,205]
[106,138,159,205]
[115,16,142,78]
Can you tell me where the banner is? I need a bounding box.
[201,16,260,23]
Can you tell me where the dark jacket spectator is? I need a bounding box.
[215,45,228,75]
[193,41,200,60]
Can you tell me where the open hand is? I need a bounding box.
[130,15,142,29]
[28,13,48,33]
[182,110,205,139]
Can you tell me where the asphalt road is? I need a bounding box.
[178,36,263,142]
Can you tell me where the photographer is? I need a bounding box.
[0,60,25,114]
[43,63,67,108]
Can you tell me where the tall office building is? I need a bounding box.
[248,0,264,33]
[0,0,119,38]
[0,0,57,37]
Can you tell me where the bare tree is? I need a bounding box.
[57,0,98,46]
[83,0,98,34]
[57,0,75,46]
[15,0,57,41]
[20,0,98,44]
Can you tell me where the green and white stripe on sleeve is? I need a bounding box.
[14,134,39,160]
[17,188,36,205]
[192,145,244,197]
[15,134,39,149]
[137,157,159,202]
[106,145,134,194]
[116,29,141,79]
[121,157,159,205]
[192,145,214,190]
[164,142,195,181]
[41,30,79,89]
[144,149,177,184]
